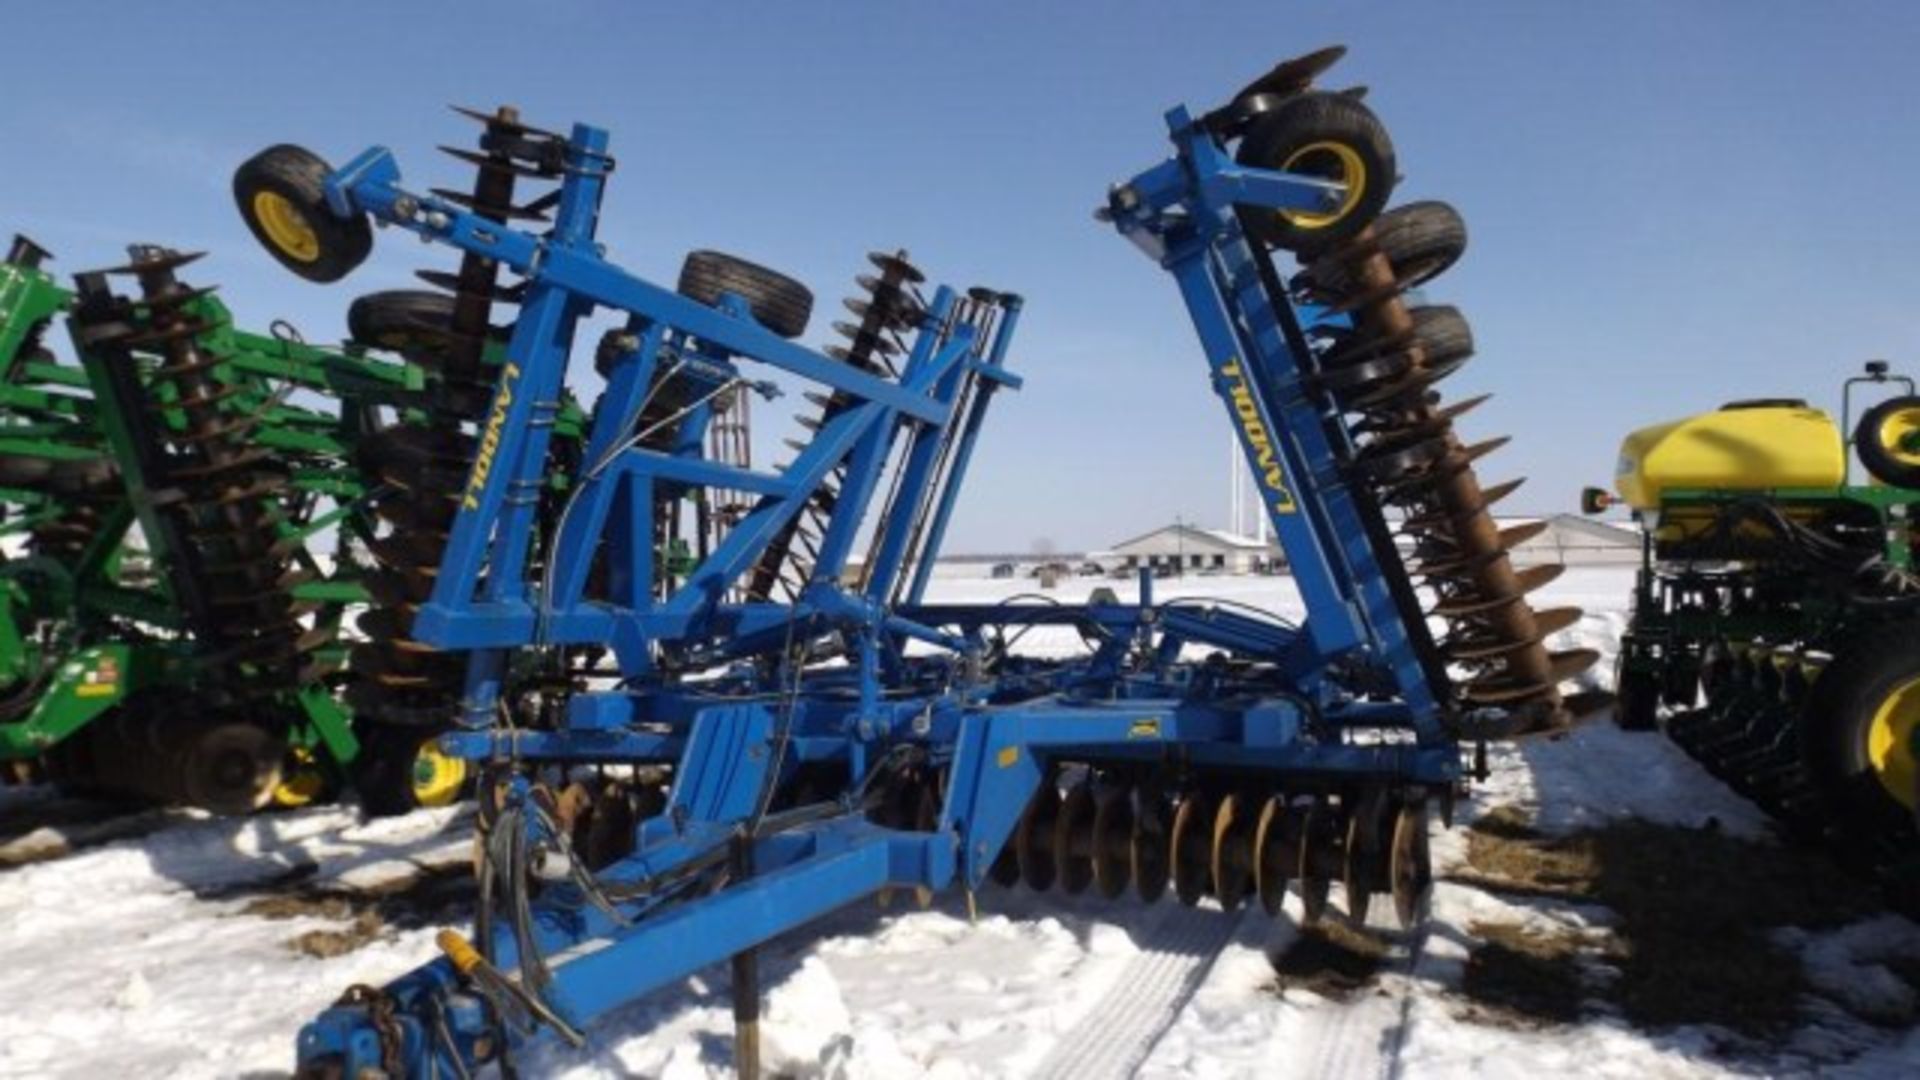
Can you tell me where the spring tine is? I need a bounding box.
[869,250,925,285]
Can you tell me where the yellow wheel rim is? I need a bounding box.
[1868,675,1920,811]
[251,190,321,264]
[411,740,468,808]
[1276,140,1367,231]
[1876,406,1920,467]
[272,748,327,809]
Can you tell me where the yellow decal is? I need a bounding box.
[76,684,117,699]
[1128,718,1162,740]
[996,746,1020,769]
[1221,358,1297,513]
[462,363,521,511]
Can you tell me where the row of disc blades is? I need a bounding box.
[346,106,566,731]
[50,248,315,812]
[745,251,925,602]
[1301,202,1598,731]
[865,765,1436,929]
[79,248,315,683]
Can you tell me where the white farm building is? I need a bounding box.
[1107,524,1282,575]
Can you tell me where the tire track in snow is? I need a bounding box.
[1031,904,1248,1080]
[1284,927,1432,1080]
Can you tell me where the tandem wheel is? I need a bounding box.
[353,723,471,818]
[1235,91,1396,255]
[233,145,372,283]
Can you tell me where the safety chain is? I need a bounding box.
[337,984,406,1078]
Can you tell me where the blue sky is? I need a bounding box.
[4,2,1918,552]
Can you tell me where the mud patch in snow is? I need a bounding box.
[1450,798,1901,1058]
[1268,921,1388,1002]
[1459,918,1601,1028]
[242,859,473,958]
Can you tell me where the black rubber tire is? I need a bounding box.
[352,723,468,818]
[1802,627,1920,835]
[1236,91,1396,255]
[1302,200,1467,297]
[1854,395,1920,489]
[233,144,372,284]
[1614,653,1660,731]
[347,290,461,361]
[677,250,813,339]
[1408,305,1473,367]
[1326,304,1472,369]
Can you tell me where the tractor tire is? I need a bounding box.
[1802,627,1920,835]
[1236,91,1396,255]
[233,144,372,284]
[1303,199,1467,297]
[353,723,471,818]
[180,722,286,816]
[1854,395,1920,489]
[347,290,461,363]
[677,250,813,339]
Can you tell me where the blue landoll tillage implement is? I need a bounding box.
[235,48,1597,1078]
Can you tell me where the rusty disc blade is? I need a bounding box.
[1343,810,1374,925]
[1462,649,1599,705]
[1053,780,1096,896]
[1430,563,1566,618]
[93,250,206,276]
[1356,436,1450,484]
[1390,799,1432,930]
[1495,519,1551,550]
[1235,45,1348,101]
[1170,791,1214,908]
[1296,798,1332,927]
[868,251,925,285]
[1091,786,1134,900]
[438,145,550,180]
[1211,793,1255,913]
[1016,783,1060,891]
[1447,435,1512,469]
[1131,792,1171,903]
[1400,476,1526,530]
[1252,793,1295,917]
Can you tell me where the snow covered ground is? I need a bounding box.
[1,567,1916,1079]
